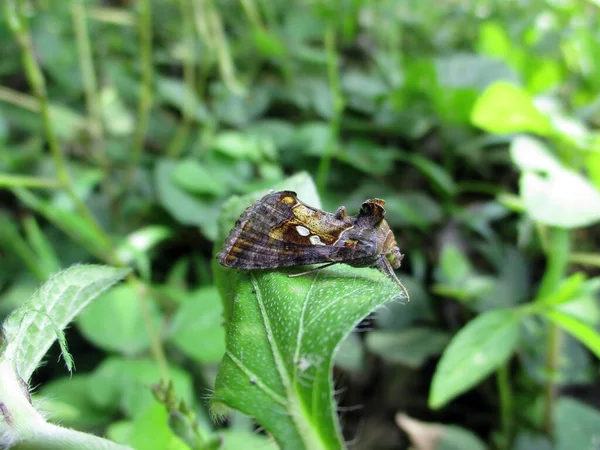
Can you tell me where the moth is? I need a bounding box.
[216,190,408,300]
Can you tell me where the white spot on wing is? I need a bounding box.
[296,226,310,236]
[309,235,325,246]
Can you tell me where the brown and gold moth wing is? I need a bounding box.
[216,191,379,269]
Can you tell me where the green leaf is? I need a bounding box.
[366,328,450,368]
[155,159,222,240]
[429,309,521,409]
[536,273,586,306]
[555,397,600,450]
[171,159,228,197]
[127,403,189,450]
[167,286,226,364]
[211,268,404,450]
[37,375,113,429]
[77,283,163,355]
[1,265,130,381]
[543,310,600,358]
[437,244,472,285]
[470,82,551,135]
[510,137,600,228]
[88,357,194,419]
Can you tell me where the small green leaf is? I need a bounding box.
[155,159,222,240]
[1,265,130,381]
[168,286,226,364]
[366,328,450,368]
[543,310,600,358]
[429,309,521,409]
[211,268,404,449]
[536,273,586,306]
[555,397,600,450]
[77,283,162,355]
[437,244,472,285]
[171,159,227,197]
[88,357,194,419]
[471,82,551,135]
[127,403,189,450]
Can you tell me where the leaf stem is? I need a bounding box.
[317,27,345,194]
[4,0,113,258]
[536,227,570,434]
[71,0,106,165]
[496,362,513,449]
[0,174,59,189]
[131,0,153,168]
[166,0,196,159]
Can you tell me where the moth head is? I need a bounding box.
[357,199,386,227]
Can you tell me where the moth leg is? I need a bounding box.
[376,257,410,302]
[287,262,338,278]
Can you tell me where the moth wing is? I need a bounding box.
[216,191,377,269]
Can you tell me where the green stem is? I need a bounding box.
[131,0,153,167]
[536,227,570,434]
[4,0,113,257]
[316,27,344,194]
[0,174,59,189]
[166,0,196,159]
[497,363,513,449]
[569,252,600,267]
[131,278,171,383]
[71,0,106,165]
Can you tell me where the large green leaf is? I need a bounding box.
[211,267,403,450]
[543,310,600,358]
[429,309,521,409]
[555,397,600,450]
[1,265,130,381]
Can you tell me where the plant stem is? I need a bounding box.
[536,227,570,434]
[166,0,196,158]
[0,358,131,450]
[71,0,106,165]
[317,27,344,194]
[569,252,600,267]
[0,174,59,189]
[131,0,153,168]
[497,362,513,449]
[4,0,113,258]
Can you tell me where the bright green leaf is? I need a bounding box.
[429,309,521,409]
[471,82,551,135]
[171,159,228,197]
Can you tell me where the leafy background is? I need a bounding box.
[1,0,600,449]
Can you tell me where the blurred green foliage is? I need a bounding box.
[1,0,600,449]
